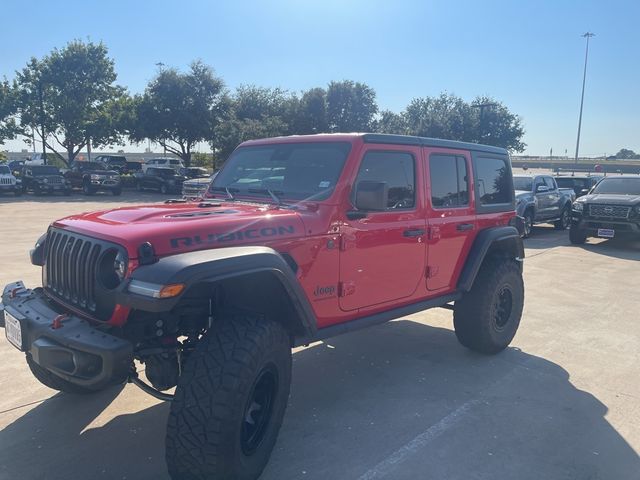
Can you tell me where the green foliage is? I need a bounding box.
[0,151,7,161]
[614,148,639,159]
[0,79,20,145]
[132,61,226,167]
[326,80,378,132]
[16,40,130,165]
[377,93,525,152]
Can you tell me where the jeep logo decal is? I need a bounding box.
[314,285,336,297]
[170,225,296,248]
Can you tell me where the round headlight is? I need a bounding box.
[43,178,49,184]
[114,251,128,281]
[573,201,583,212]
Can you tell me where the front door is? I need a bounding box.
[425,150,477,291]
[339,147,426,311]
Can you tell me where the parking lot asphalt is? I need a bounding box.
[0,192,639,480]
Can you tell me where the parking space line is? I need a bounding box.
[357,399,481,480]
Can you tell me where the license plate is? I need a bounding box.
[597,228,615,238]
[4,310,23,351]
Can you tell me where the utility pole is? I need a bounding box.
[38,81,46,165]
[574,32,595,164]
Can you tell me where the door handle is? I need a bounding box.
[403,229,425,237]
[456,223,475,232]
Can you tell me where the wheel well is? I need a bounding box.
[175,271,307,338]
[484,237,523,271]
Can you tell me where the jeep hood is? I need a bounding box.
[583,194,640,205]
[52,201,306,258]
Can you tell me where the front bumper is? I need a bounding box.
[90,178,121,190]
[0,184,20,193]
[0,281,133,390]
[571,212,640,236]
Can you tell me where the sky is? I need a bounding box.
[1,0,638,156]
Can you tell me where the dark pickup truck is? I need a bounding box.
[65,161,122,195]
[514,174,576,237]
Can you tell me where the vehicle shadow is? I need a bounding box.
[0,321,638,480]
[577,236,640,261]
[523,226,569,250]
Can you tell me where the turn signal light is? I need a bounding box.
[158,283,185,298]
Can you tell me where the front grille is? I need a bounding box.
[182,184,208,196]
[588,204,630,219]
[0,177,13,185]
[45,177,64,185]
[43,228,121,320]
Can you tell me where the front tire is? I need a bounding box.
[554,206,571,230]
[454,257,524,355]
[82,182,94,196]
[522,209,534,238]
[112,187,122,196]
[166,314,292,480]
[26,354,98,394]
[569,224,588,244]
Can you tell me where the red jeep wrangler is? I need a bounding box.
[1,134,524,480]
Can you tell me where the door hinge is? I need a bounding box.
[338,281,356,297]
[425,266,439,279]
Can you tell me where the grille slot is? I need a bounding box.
[588,204,630,219]
[0,177,13,185]
[43,228,119,319]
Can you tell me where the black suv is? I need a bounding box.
[21,165,71,196]
[570,176,640,243]
[135,167,186,194]
[555,175,603,198]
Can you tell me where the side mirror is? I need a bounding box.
[536,185,549,193]
[580,188,589,195]
[354,180,388,211]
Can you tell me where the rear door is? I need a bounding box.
[424,149,477,291]
[339,146,426,311]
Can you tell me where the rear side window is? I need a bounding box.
[474,157,512,205]
[355,151,415,209]
[429,155,469,208]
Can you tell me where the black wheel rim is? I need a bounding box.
[241,364,278,456]
[524,215,532,236]
[493,286,513,331]
[562,210,570,228]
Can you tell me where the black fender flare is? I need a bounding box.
[457,226,524,292]
[115,246,318,337]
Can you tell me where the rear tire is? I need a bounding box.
[454,257,524,355]
[166,314,292,480]
[26,354,98,394]
[569,224,588,244]
[554,206,571,230]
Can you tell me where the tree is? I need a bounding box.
[375,110,408,135]
[614,148,639,159]
[326,80,378,132]
[16,40,130,165]
[133,61,226,167]
[0,78,20,145]
[295,87,328,134]
[399,93,525,152]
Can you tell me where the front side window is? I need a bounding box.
[544,177,556,189]
[429,154,469,208]
[353,151,415,210]
[475,157,512,205]
[211,142,351,202]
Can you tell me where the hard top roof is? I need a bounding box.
[240,133,509,155]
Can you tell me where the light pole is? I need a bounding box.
[574,32,595,164]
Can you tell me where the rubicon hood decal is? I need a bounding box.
[171,225,296,248]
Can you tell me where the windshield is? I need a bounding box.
[592,178,640,195]
[0,166,10,175]
[210,142,351,202]
[513,176,533,191]
[157,168,177,177]
[109,157,126,164]
[32,166,60,176]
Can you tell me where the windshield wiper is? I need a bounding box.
[248,188,284,206]
[210,186,238,201]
